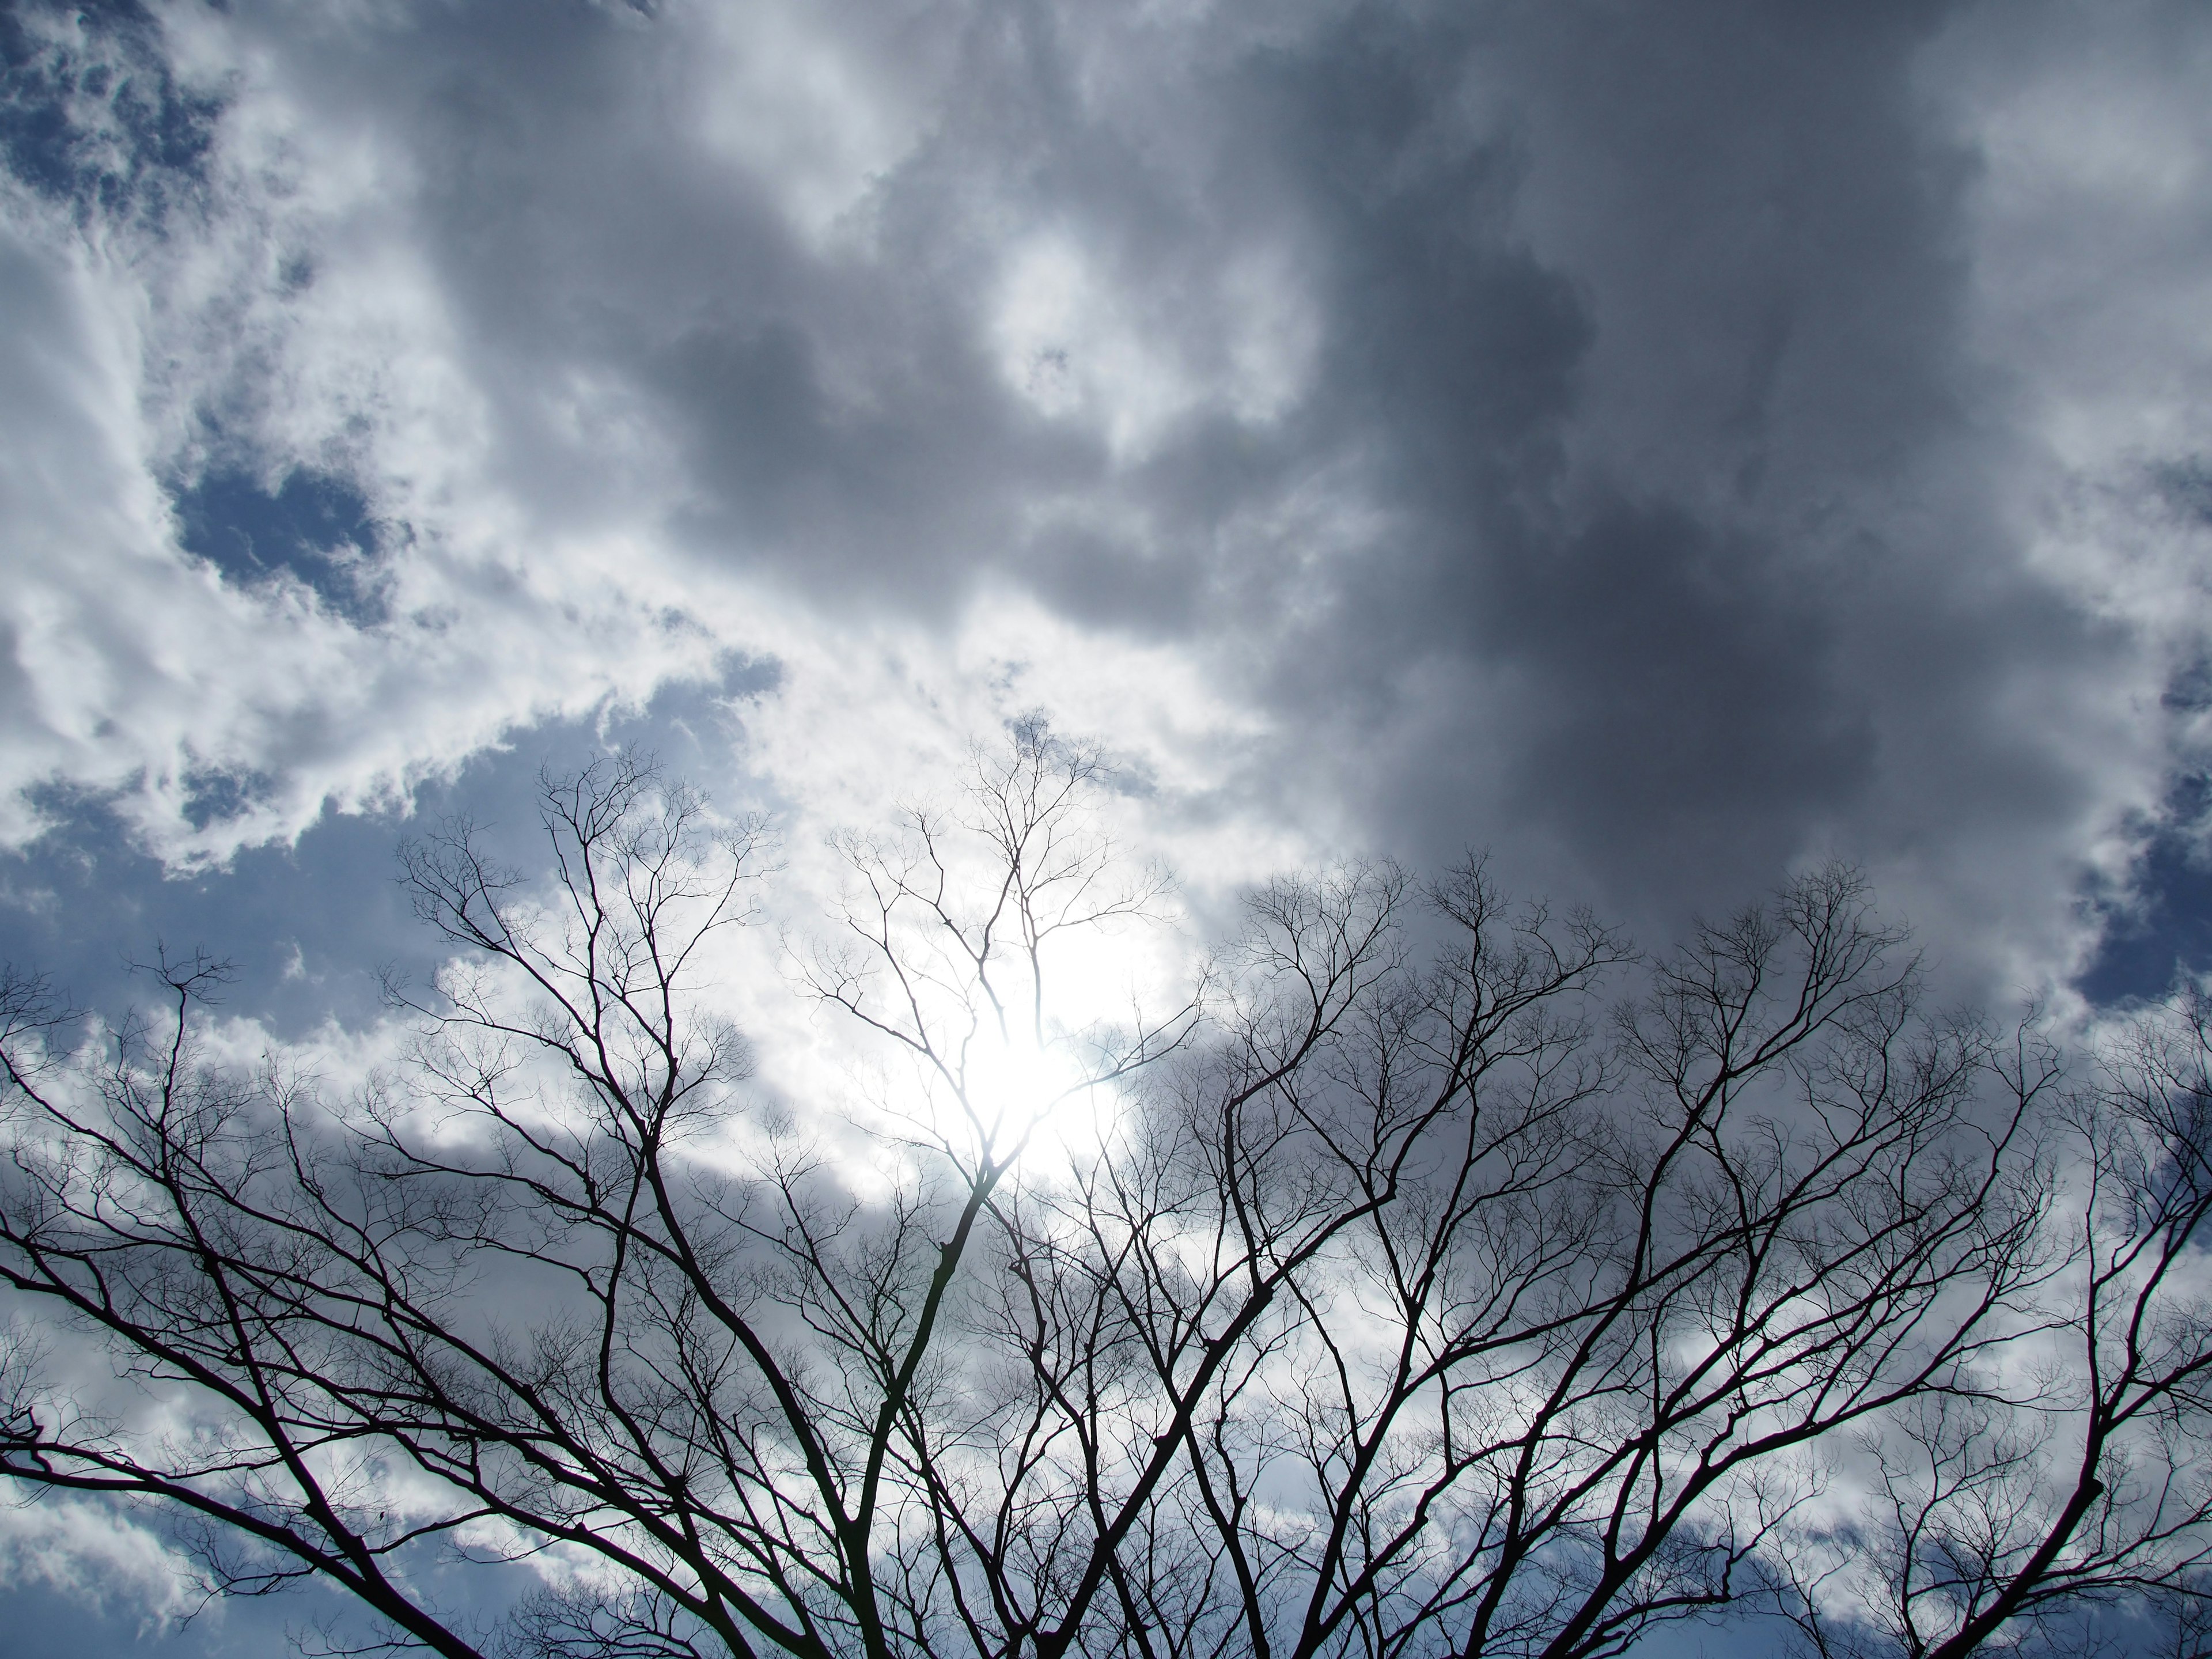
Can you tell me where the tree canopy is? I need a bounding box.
[6,733,2212,1659]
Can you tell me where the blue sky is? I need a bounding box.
[5,0,2212,1652]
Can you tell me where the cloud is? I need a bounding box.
[0,1490,200,1628]
[0,14,735,867]
[2,0,2210,1012]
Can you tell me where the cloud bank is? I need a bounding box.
[4,0,2211,990]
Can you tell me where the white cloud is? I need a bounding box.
[0,25,734,866]
[687,0,955,252]
[990,229,1318,459]
[0,1492,200,1628]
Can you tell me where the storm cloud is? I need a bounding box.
[3,0,2206,968]
[0,3,2204,1097]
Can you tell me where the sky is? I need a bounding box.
[3,0,2212,1652]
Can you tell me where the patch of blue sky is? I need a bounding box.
[0,0,219,226]
[170,465,393,627]
[2080,650,2212,1005]
[0,659,779,1043]
[2079,770,2212,1006]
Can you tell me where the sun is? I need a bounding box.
[940,922,1188,1172]
[959,1017,1091,1135]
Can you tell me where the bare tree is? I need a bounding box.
[1779,990,2212,1659]
[0,733,1193,1659]
[971,858,2063,1659]
[2,732,2207,1659]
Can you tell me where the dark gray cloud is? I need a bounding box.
[0,2,2205,984]
[1194,3,2015,900]
[252,0,2138,949]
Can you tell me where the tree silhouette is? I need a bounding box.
[4,732,2211,1658]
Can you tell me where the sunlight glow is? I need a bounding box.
[944,918,1185,1175]
[961,1017,1090,1133]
